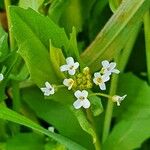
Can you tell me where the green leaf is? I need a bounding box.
[71,108,97,146]
[10,7,67,85]
[49,41,65,80]
[6,133,44,150]
[109,0,122,12]
[0,104,86,150]
[67,27,80,60]
[9,6,69,52]
[0,27,9,62]
[19,0,44,11]
[22,87,94,150]
[81,0,150,71]
[89,94,103,116]
[103,73,150,150]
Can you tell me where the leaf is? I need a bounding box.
[10,7,67,85]
[89,94,103,116]
[66,27,80,60]
[0,26,9,62]
[19,0,44,11]
[0,104,86,150]
[103,73,150,150]
[81,0,150,71]
[9,6,69,52]
[109,0,122,12]
[49,41,66,80]
[71,108,97,145]
[6,133,44,150]
[21,87,94,150]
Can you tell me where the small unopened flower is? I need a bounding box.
[112,95,127,106]
[93,72,110,90]
[63,78,74,90]
[0,73,4,81]
[101,60,120,76]
[48,126,55,132]
[60,57,79,75]
[40,81,55,96]
[73,90,90,109]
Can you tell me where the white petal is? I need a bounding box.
[73,100,83,109]
[60,65,68,72]
[109,62,116,70]
[68,69,75,75]
[99,82,106,90]
[81,90,88,98]
[0,73,4,81]
[102,75,110,82]
[44,90,51,96]
[63,79,69,86]
[94,72,101,78]
[101,60,109,68]
[93,78,98,85]
[48,127,55,132]
[40,87,47,93]
[50,88,55,94]
[45,82,52,89]
[112,69,120,74]
[82,99,90,108]
[66,57,74,64]
[121,94,127,101]
[74,62,79,69]
[116,101,121,106]
[74,90,82,98]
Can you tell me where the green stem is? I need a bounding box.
[4,0,15,49]
[86,109,101,150]
[89,93,112,99]
[144,10,150,84]
[102,71,118,143]
[56,85,65,88]
[102,23,141,143]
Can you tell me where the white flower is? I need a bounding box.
[60,57,79,75]
[73,90,90,109]
[112,95,127,106]
[63,78,74,90]
[0,73,4,81]
[101,60,120,76]
[48,126,55,132]
[93,72,110,90]
[40,81,55,96]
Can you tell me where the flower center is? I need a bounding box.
[79,96,85,101]
[48,87,52,91]
[69,65,74,70]
[68,80,74,86]
[96,77,102,84]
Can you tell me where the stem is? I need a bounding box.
[86,109,101,150]
[102,72,118,143]
[144,10,150,84]
[56,85,65,88]
[89,93,112,99]
[4,0,15,49]
[102,23,141,142]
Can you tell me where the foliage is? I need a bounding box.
[0,0,150,150]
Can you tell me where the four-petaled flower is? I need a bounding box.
[93,72,110,90]
[0,73,4,81]
[101,60,120,76]
[73,90,90,109]
[63,78,74,90]
[40,81,55,96]
[112,95,127,106]
[60,57,79,75]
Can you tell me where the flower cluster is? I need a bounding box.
[40,57,127,109]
